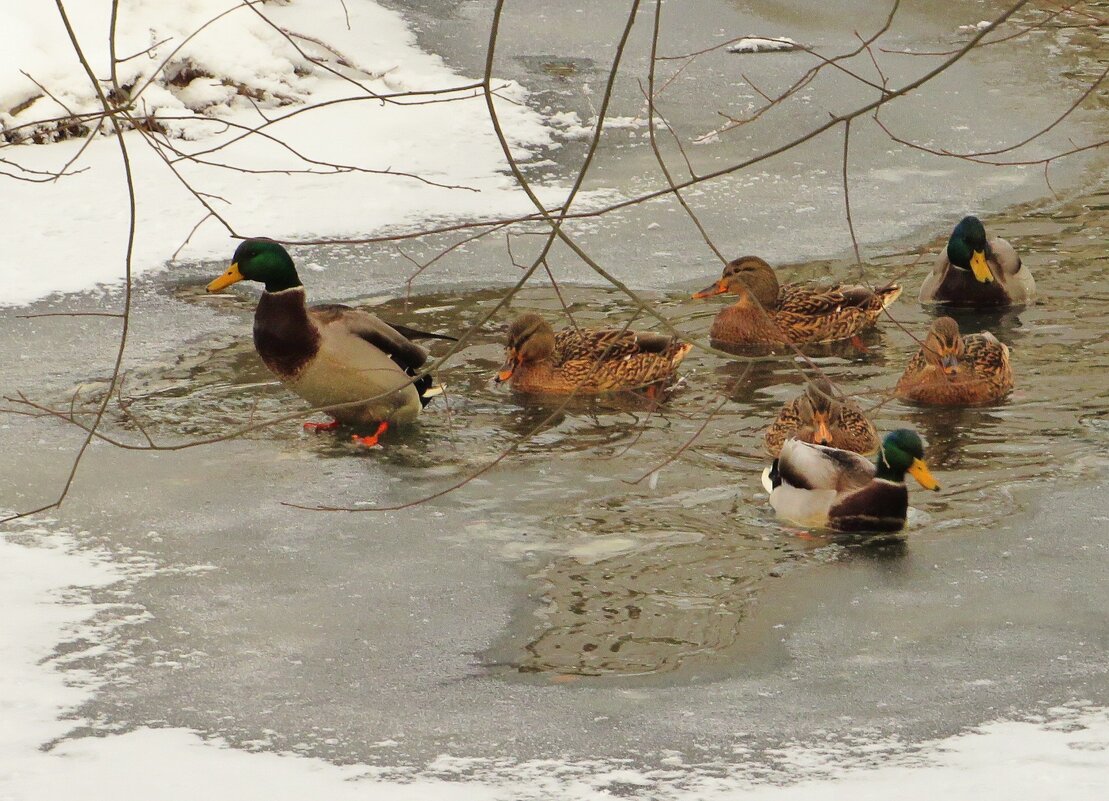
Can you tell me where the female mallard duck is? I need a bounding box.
[764,376,878,457]
[895,316,1013,406]
[919,215,1034,306]
[761,429,940,534]
[693,255,901,346]
[206,239,446,446]
[495,313,692,394]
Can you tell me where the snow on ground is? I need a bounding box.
[2,526,1106,800]
[0,1,573,306]
[726,37,800,54]
[3,4,1108,798]
[0,527,124,759]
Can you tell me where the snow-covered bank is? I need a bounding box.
[0,0,566,306]
[0,527,128,759]
[2,526,1106,800]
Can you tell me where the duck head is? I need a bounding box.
[923,316,967,378]
[876,428,940,490]
[207,239,302,293]
[497,313,556,382]
[947,216,994,284]
[692,256,779,308]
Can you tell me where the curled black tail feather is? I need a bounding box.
[413,372,437,406]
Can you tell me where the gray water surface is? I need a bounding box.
[1,0,1107,782]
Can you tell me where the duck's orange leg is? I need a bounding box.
[351,421,389,448]
[850,335,870,353]
[303,419,339,433]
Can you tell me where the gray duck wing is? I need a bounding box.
[918,253,950,302]
[989,235,1034,301]
[778,439,874,491]
[989,236,1022,279]
[309,304,428,372]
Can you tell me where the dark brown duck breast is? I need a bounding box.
[253,288,320,379]
[828,481,909,533]
[930,266,1012,306]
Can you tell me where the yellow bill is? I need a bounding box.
[908,458,940,491]
[969,250,993,283]
[207,262,244,292]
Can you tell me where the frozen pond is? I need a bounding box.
[1,0,1107,796]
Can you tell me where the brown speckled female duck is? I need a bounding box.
[693,256,901,346]
[895,317,1013,406]
[764,376,878,457]
[207,239,446,446]
[496,313,692,394]
[919,216,1034,307]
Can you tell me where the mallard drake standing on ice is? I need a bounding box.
[207,239,447,447]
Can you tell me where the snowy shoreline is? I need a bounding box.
[3,526,1106,799]
[0,0,569,307]
[4,3,1108,798]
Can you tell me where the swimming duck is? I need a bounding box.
[895,316,1013,406]
[495,313,692,394]
[919,216,1034,306]
[693,256,901,346]
[761,429,940,534]
[764,375,878,457]
[206,239,446,446]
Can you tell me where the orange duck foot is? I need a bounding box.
[787,527,826,542]
[850,335,870,353]
[351,421,389,448]
[303,419,339,433]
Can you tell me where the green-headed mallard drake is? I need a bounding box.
[495,313,692,394]
[920,216,1034,306]
[206,239,446,446]
[761,429,940,533]
[764,375,878,457]
[895,316,1013,406]
[693,256,901,346]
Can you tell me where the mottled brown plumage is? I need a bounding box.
[895,317,1013,406]
[764,376,878,457]
[496,313,692,394]
[693,256,901,346]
